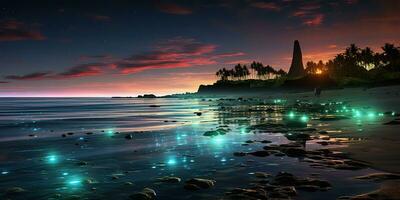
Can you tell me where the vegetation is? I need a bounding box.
[305,43,400,80]
[216,62,286,81]
[215,43,400,87]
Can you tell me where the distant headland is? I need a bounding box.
[197,40,400,95]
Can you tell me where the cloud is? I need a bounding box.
[6,38,244,80]
[55,63,104,78]
[303,14,324,26]
[5,72,52,80]
[5,63,107,81]
[291,2,324,26]
[115,38,218,74]
[156,2,193,15]
[87,14,111,22]
[0,19,45,41]
[251,1,281,11]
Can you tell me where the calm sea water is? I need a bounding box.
[0,98,381,199]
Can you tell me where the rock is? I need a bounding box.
[185,178,215,189]
[248,151,270,157]
[270,186,297,198]
[384,120,400,125]
[297,178,332,189]
[194,112,202,116]
[28,134,36,137]
[77,161,88,166]
[67,132,74,135]
[245,140,254,143]
[203,128,228,137]
[225,188,267,199]
[233,152,246,157]
[318,115,349,121]
[272,172,298,186]
[287,40,305,79]
[285,133,311,141]
[124,181,133,185]
[254,172,271,178]
[281,148,307,157]
[5,187,26,195]
[156,176,181,183]
[62,134,67,138]
[149,105,160,108]
[296,185,321,192]
[85,178,95,184]
[125,134,133,140]
[184,184,201,191]
[274,152,286,157]
[138,94,157,98]
[354,173,400,182]
[130,188,156,200]
[260,140,272,144]
[85,132,94,135]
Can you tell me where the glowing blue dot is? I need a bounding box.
[221,158,227,162]
[46,154,59,164]
[1,171,9,175]
[62,172,69,176]
[167,158,177,165]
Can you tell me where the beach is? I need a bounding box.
[1,86,400,199]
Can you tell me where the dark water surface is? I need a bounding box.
[0,98,385,199]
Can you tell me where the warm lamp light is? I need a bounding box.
[315,69,323,74]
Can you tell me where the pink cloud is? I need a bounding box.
[303,14,324,26]
[251,2,281,11]
[0,19,45,41]
[6,38,244,80]
[116,38,219,74]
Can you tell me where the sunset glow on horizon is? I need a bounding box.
[1,0,399,97]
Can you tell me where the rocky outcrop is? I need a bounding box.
[287,40,305,79]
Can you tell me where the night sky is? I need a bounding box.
[0,0,399,96]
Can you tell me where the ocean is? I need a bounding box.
[0,97,382,199]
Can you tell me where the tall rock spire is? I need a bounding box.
[288,40,305,79]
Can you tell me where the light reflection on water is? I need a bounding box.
[0,97,389,199]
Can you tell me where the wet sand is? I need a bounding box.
[255,85,400,174]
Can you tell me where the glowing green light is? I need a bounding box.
[105,128,115,137]
[354,110,361,118]
[62,172,69,176]
[240,127,247,134]
[288,112,295,119]
[378,113,384,117]
[46,154,59,164]
[392,112,396,116]
[212,136,225,145]
[300,115,309,122]
[68,179,81,186]
[167,158,177,165]
[367,112,375,118]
